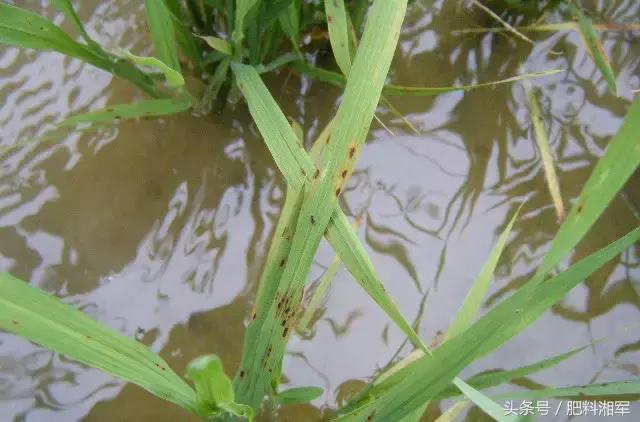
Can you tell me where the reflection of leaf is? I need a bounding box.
[615,339,640,357]
[326,310,363,336]
[335,379,368,407]
[365,215,422,293]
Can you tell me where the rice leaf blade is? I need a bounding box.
[49,0,102,51]
[532,97,640,282]
[144,0,181,72]
[576,11,618,95]
[526,84,565,221]
[334,227,640,421]
[446,205,522,340]
[498,380,640,400]
[0,273,198,413]
[58,97,192,126]
[118,49,185,87]
[324,0,352,75]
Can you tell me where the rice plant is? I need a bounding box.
[0,0,639,421]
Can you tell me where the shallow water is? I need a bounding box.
[0,1,639,421]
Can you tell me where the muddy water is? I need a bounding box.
[0,1,639,421]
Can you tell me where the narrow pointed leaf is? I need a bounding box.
[274,386,324,405]
[144,0,181,72]
[576,11,618,95]
[58,97,192,126]
[532,97,640,282]
[197,35,233,56]
[447,205,522,340]
[0,4,157,97]
[526,84,565,221]
[334,227,640,421]
[0,273,198,413]
[49,0,102,51]
[498,379,640,400]
[118,49,185,87]
[324,0,352,75]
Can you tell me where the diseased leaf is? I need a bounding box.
[525,84,565,221]
[58,97,192,126]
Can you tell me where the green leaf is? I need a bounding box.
[186,355,234,406]
[455,381,519,422]
[0,3,158,97]
[532,97,640,284]
[278,0,301,51]
[0,3,108,66]
[117,49,185,87]
[232,0,260,57]
[197,34,233,55]
[525,83,565,221]
[437,344,588,400]
[434,402,468,422]
[162,0,201,66]
[335,227,640,421]
[446,204,522,340]
[232,0,414,410]
[0,273,198,413]
[274,386,324,405]
[324,0,352,75]
[57,97,192,126]
[576,10,618,96]
[291,61,561,96]
[49,0,102,52]
[144,0,181,72]
[498,379,640,400]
